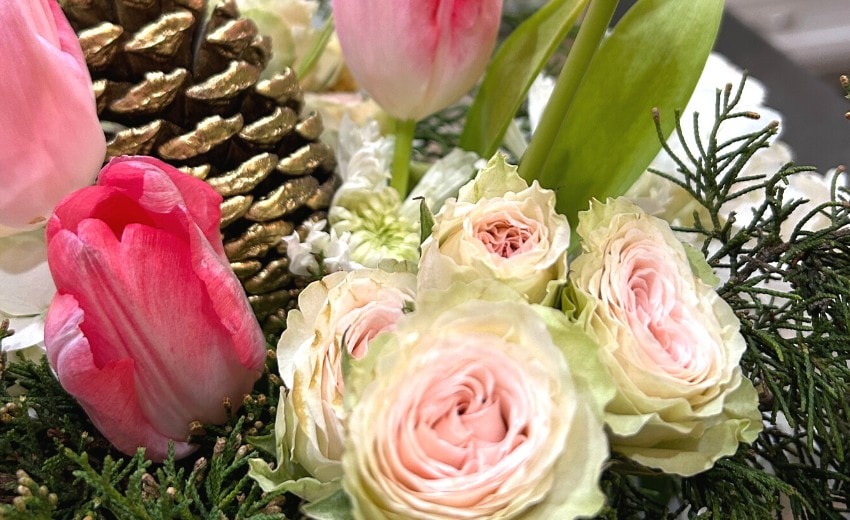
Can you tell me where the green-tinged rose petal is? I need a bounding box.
[614,371,762,476]
[343,297,608,519]
[457,153,529,203]
[247,455,342,503]
[300,489,354,520]
[535,305,616,419]
[564,197,763,476]
[419,156,571,303]
[683,243,721,287]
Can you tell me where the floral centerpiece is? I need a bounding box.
[1,0,848,518]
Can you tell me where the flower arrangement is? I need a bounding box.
[1,0,848,519]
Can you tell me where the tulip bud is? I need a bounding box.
[332,0,503,121]
[44,157,267,462]
[0,0,106,236]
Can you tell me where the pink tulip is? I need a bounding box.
[332,0,503,121]
[0,0,106,236]
[44,157,267,462]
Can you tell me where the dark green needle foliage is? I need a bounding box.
[596,78,849,519]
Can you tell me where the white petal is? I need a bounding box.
[0,227,55,316]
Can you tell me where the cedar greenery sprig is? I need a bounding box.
[642,75,850,519]
[0,351,290,519]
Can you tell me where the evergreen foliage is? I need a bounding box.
[627,78,850,518]
[0,350,293,519]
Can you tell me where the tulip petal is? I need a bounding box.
[0,0,105,233]
[332,0,501,120]
[44,157,266,460]
[100,157,225,256]
[45,293,195,462]
[48,218,262,439]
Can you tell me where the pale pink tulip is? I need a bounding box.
[44,157,267,462]
[0,0,106,236]
[332,0,503,121]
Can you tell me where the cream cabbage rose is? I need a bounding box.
[418,154,570,303]
[565,197,762,476]
[274,269,416,484]
[342,290,608,519]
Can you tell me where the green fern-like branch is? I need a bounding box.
[642,75,850,519]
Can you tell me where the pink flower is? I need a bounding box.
[343,294,608,518]
[0,0,106,236]
[275,269,416,482]
[44,157,267,462]
[332,0,503,121]
[418,155,570,303]
[567,198,762,475]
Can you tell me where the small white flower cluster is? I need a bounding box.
[282,219,362,277]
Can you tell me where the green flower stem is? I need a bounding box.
[391,118,417,196]
[518,0,619,182]
[296,15,335,80]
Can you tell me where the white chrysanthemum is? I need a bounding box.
[283,219,360,276]
[331,187,420,270]
[328,120,481,271]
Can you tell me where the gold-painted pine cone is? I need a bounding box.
[63,0,340,336]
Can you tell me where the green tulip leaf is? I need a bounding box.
[535,0,724,225]
[459,0,590,157]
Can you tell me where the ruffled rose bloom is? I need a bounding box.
[276,269,416,482]
[418,154,570,303]
[565,197,762,476]
[342,294,608,519]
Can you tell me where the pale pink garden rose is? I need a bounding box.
[418,154,570,303]
[44,157,266,462]
[342,292,608,519]
[275,269,416,483]
[565,197,762,476]
[0,0,106,236]
[331,0,503,121]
